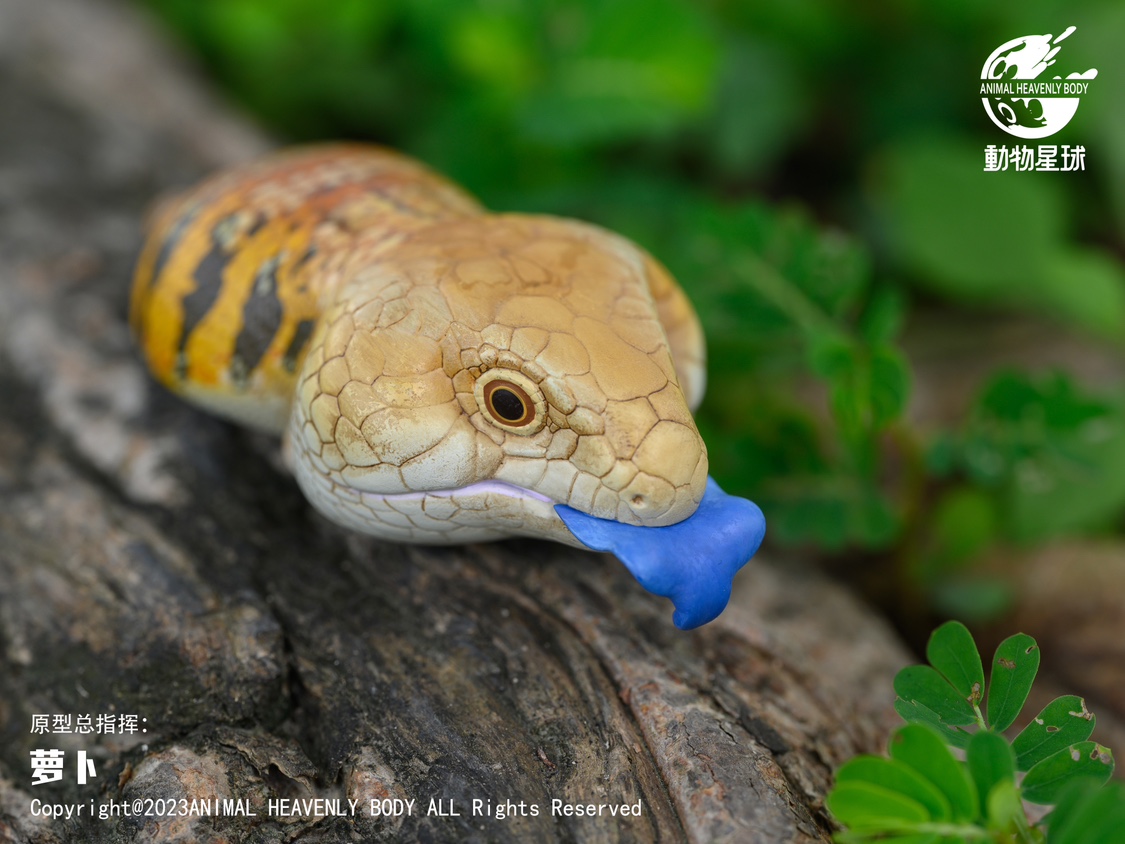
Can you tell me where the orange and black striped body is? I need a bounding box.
[131,145,481,432]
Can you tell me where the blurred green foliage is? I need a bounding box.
[139,0,1125,613]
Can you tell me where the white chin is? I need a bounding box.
[293,463,586,548]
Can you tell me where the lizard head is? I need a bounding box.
[288,213,710,544]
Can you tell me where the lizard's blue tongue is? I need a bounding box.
[555,477,766,630]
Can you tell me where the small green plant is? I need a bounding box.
[827,621,1124,843]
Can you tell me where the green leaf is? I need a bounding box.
[446,10,537,96]
[806,329,854,380]
[930,576,1013,624]
[1046,779,1125,844]
[1021,742,1115,805]
[893,698,972,750]
[1011,696,1096,772]
[966,731,1015,814]
[894,665,977,726]
[859,285,905,345]
[705,38,808,178]
[888,725,979,822]
[516,0,718,146]
[1035,248,1125,339]
[836,756,951,821]
[985,779,1027,837]
[1006,410,1125,543]
[926,621,985,706]
[920,488,998,578]
[825,781,929,832]
[835,834,942,844]
[873,139,1064,303]
[956,373,1125,546]
[986,633,1039,732]
[870,345,910,428]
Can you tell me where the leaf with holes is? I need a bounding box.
[1021,741,1114,805]
[1011,695,1096,772]
[926,620,985,707]
[986,633,1039,732]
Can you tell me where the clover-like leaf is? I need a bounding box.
[894,665,977,726]
[966,730,1015,813]
[825,781,929,832]
[987,633,1039,732]
[894,698,972,750]
[888,725,979,821]
[926,620,985,707]
[1011,695,1096,772]
[835,756,951,822]
[1021,741,1114,805]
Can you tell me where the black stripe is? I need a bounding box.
[150,206,197,289]
[292,245,317,272]
[176,232,228,376]
[230,258,284,389]
[243,214,266,240]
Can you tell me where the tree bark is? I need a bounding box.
[0,1,910,841]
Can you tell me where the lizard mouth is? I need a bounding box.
[353,480,555,505]
[346,477,766,631]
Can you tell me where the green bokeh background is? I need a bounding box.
[135,0,1125,626]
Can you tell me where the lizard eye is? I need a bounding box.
[475,369,546,435]
[486,382,532,424]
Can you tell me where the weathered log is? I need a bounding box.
[0,1,910,841]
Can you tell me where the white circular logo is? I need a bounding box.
[980,26,1097,139]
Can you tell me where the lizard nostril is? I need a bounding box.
[631,494,646,507]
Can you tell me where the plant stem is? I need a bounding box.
[972,702,988,730]
[733,254,836,335]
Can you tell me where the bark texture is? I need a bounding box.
[0,1,910,841]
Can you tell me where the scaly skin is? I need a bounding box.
[132,145,708,547]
